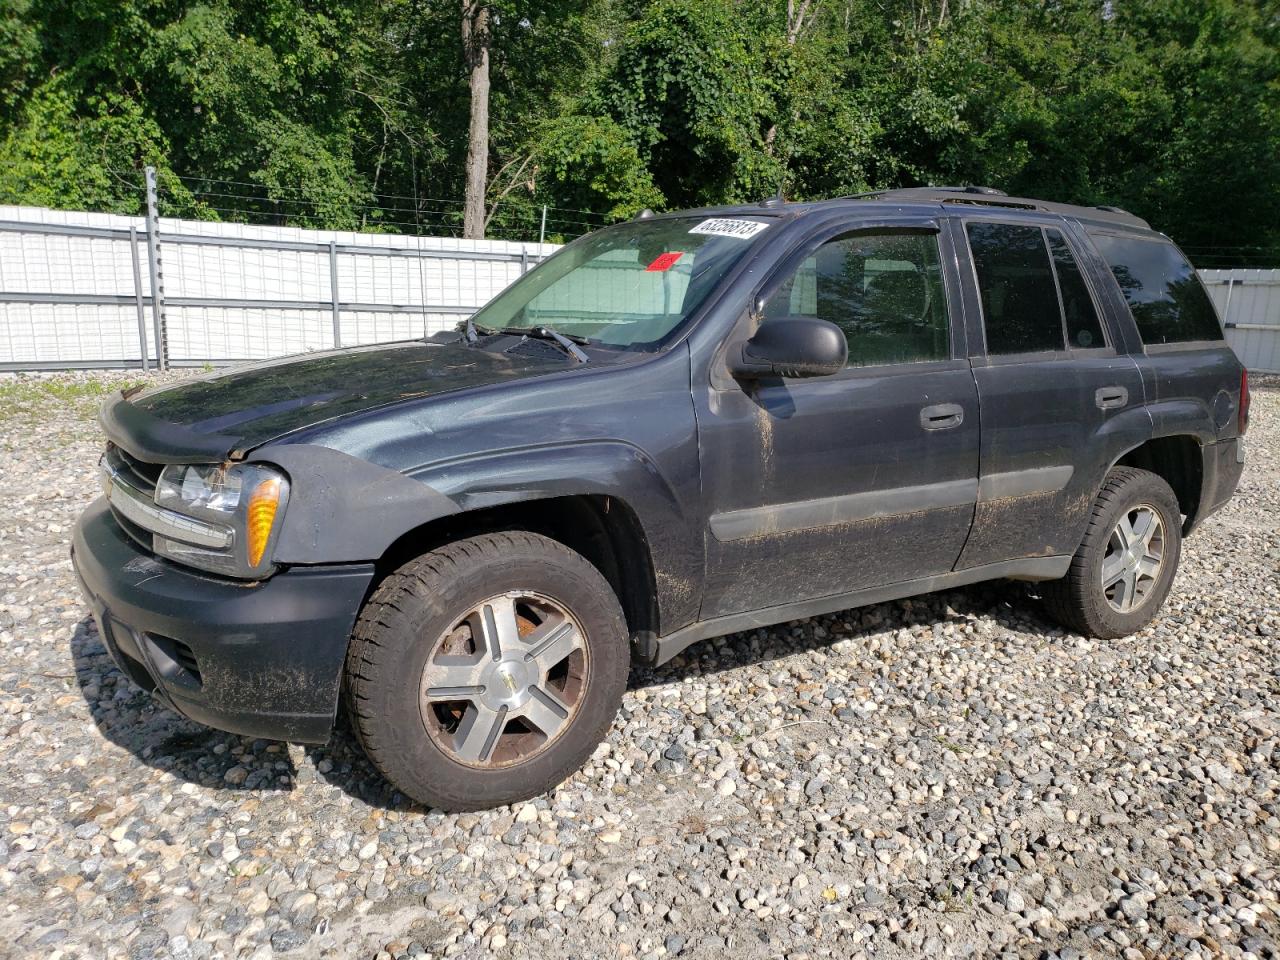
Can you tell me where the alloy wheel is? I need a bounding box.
[1101,504,1165,614]
[418,592,589,767]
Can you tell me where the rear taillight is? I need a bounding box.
[1239,368,1251,436]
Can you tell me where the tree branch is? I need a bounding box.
[484,154,537,230]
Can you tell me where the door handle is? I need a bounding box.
[1095,386,1128,410]
[920,403,965,430]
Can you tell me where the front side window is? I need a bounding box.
[763,232,950,366]
[966,222,1065,354]
[470,216,770,351]
[1090,234,1223,344]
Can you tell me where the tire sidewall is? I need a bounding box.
[1078,475,1183,637]
[359,540,628,810]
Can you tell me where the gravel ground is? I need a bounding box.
[0,370,1277,960]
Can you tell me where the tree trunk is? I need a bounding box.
[764,0,815,156]
[461,0,491,239]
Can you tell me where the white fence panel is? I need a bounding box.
[1200,269,1280,374]
[0,205,557,369]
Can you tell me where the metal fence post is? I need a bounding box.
[1221,276,1237,329]
[128,227,149,370]
[329,240,341,347]
[143,167,169,370]
[539,205,547,245]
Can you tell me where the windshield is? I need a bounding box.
[470,216,771,351]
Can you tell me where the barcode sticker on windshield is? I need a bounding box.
[689,218,770,240]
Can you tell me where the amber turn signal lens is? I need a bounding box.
[245,477,283,567]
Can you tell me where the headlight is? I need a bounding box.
[152,462,290,578]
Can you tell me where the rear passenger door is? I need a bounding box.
[949,217,1150,570]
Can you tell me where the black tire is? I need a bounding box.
[344,532,629,811]
[1042,467,1183,638]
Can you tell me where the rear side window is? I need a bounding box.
[1091,234,1223,343]
[764,232,950,367]
[966,222,1065,354]
[1046,229,1107,349]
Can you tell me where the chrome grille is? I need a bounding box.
[105,444,162,495]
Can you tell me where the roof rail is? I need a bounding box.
[833,187,1151,229]
[942,196,1038,210]
[931,185,1008,196]
[857,187,1038,211]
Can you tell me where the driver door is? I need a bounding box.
[694,222,981,619]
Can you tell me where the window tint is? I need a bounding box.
[1046,229,1107,349]
[764,232,949,367]
[966,222,1065,354]
[1091,234,1223,343]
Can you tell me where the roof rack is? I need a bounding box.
[842,187,1151,229]
[859,186,1038,211]
[942,196,1039,210]
[932,185,1008,196]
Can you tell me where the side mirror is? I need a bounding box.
[729,316,847,379]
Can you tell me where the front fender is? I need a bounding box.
[250,444,460,564]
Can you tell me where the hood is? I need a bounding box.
[103,340,569,463]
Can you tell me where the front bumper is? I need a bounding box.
[72,498,374,743]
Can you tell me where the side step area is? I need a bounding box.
[647,555,1071,666]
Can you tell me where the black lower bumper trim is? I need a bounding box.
[72,497,374,743]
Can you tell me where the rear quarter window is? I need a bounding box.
[1090,234,1223,344]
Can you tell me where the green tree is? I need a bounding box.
[0,0,1275,258]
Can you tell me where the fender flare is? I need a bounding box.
[410,440,703,633]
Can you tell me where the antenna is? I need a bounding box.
[760,185,786,208]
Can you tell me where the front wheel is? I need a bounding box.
[344,532,629,811]
[1042,467,1183,638]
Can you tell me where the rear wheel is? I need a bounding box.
[344,532,629,811]
[1042,467,1183,638]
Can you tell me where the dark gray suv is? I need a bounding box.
[73,187,1248,810]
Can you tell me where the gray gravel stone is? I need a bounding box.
[1,369,1278,960]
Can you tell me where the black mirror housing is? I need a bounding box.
[730,316,847,379]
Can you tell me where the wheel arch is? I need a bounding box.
[375,493,663,649]
[1110,434,1204,533]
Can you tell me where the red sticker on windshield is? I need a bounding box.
[646,252,684,272]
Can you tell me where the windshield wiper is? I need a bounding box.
[509,327,588,363]
[476,324,590,363]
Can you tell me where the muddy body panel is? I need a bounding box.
[696,360,980,617]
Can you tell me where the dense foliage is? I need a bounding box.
[0,0,1277,260]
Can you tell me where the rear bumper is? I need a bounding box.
[1188,436,1245,534]
[72,498,374,743]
